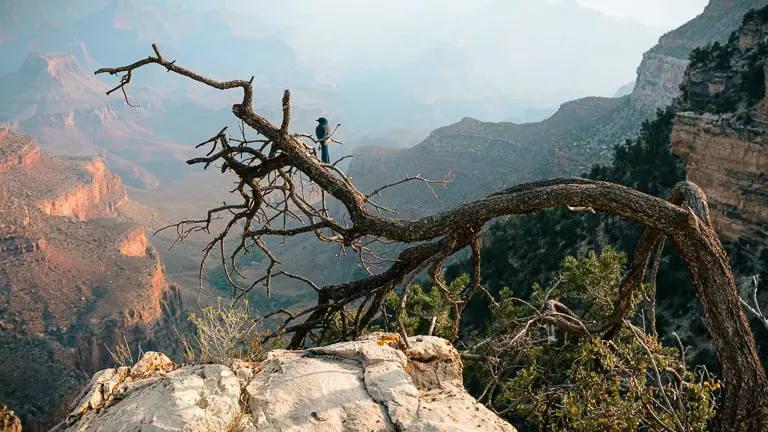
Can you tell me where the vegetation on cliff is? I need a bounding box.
[648,0,768,59]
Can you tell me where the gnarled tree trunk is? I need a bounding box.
[95,45,768,432]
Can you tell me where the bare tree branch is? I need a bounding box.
[739,276,768,332]
[97,45,768,432]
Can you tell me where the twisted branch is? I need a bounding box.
[97,45,768,431]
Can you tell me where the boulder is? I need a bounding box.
[55,335,516,432]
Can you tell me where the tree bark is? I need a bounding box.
[94,48,768,431]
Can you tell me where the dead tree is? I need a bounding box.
[96,44,768,432]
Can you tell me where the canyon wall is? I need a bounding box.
[0,129,187,430]
[630,54,690,113]
[671,7,768,260]
[671,113,768,245]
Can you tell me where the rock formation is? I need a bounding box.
[37,156,127,221]
[0,129,187,430]
[671,8,768,255]
[632,0,768,113]
[0,128,40,173]
[630,53,690,113]
[54,334,516,432]
[671,114,768,244]
[0,52,185,189]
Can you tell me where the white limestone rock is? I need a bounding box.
[53,353,249,432]
[246,333,514,432]
[54,336,516,432]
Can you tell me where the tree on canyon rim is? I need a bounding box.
[97,44,768,432]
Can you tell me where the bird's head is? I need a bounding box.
[316,117,328,125]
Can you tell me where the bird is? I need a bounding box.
[315,117,331,164]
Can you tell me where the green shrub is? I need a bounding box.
[741,61,766,105]
[463,248,719,431]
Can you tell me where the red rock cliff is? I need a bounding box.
[0,130,187,431]
[37,156,127,220]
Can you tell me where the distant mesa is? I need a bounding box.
[0,52,187,190]
[0,52,111,119]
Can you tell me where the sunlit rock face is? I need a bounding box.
[0,129,186,430]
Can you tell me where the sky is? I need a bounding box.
[220,0,710,70]
[221,0,710,96]
[575,0,709,27]
[222,0,710,34]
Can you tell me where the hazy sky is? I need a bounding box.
[222,0,710,65]
[209,0,714,109]
[224,0,710,32]
[574,0,709,27]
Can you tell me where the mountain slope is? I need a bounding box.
[0,129,187,430]
[0,52,197,189]
[347,0,768,218]
[348,97,626,215]
[650,0,768,58]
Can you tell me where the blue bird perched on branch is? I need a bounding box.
[315,117,331,164]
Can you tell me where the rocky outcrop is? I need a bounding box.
[671,113,768,243]
[37,156,127,220]
[630,53,690,113]
[118,227,149,257]
[55,335,515,432]
[0,237,46,260]
[0,127,40,173]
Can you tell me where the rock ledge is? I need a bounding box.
[53,333,515,431]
